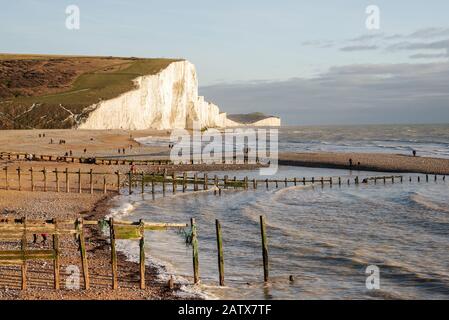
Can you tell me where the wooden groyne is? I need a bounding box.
[0,151,262,166]
[0,218,189,290]
[1,165,446,196]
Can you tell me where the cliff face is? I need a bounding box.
[78,61,227,130]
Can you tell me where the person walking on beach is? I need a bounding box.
[412,150,417,157]
[349,158,353,168]
[33,233,48,245]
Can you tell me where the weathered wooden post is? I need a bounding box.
[116,172,120,194]
[162,170,167,195]
[65,168,70,193]
[173,172,177,194]
[294,177,297,186]
[338,177,341,186]
[103,176,107,194]
[4,166,8,190]
[275,180,278,188]
[244,176,248,190]
[53,218,60,289]
[78,169,82,193]
[128,171,132,195]
[110,218,118,289]
[260,216,269,282]
[253,178,257,189]
[312,177,315,184]
[55,168,60,192]
[204,173,208,190]
[435,175,437,182]
[89,169,94,194]
[151,175,155,198]
[320,177,324,187]
[141,172,145,194]
[215,219,225,286]
[194,173,198,191]
[17,167,22,191]
[224,175,228,189]
[285,177,288,187]
[383,176,386,184]
[426,174,429,182]
[76,218,90,289]
[30,167,34,191]
[233,176,237,189]
[329,177,333,187]
[418,176,421,183]
[214,175,218,187]
[43,168,48,192]
[265,178,269,189]
[303,177,306,185]
[21,217,27,290]
[139,219,146,289]
[191,218,199,284]
[392,176,395,184]
[355,176,359,185]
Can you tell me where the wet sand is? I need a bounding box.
[280,152,449,175]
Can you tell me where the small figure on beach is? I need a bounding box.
[412,150,417,157]
[50,138,53,144]
[349,158,353,167]
[118,149,121,154]
[64,152,68,157]
[69,150,73,156]
[122,148,125,154]
[83,148,87,154]
[33,233,48,245]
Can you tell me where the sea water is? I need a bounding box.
[112,124,449,299]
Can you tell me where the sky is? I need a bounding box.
[1,0,449,125]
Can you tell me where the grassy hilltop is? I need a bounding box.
[0,54,180,129]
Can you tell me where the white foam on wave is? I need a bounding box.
[106,194,217,300]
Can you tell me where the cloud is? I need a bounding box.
[301,40,335,48]
[340,45,379,52]
[201,62,449,125]
[410,52,449,59]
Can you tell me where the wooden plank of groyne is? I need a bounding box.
[55,169,59,192]
[215,219,224,286]
[191,218,199,284]
[76,218,90,289]
[65,168,69,193]
[110,218,118,290]
[260,215,269,282]
[78,169,82,193]
[21,217,27,290]
[116,172,120,194]
[89,169,94,194]
[53,218,60,290]
[139,219,145,290]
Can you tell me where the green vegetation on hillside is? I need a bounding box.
[0,54,181,129]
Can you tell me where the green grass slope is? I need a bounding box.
[0,54,181,129]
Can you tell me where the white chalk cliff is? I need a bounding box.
[78,60,279,130]
[78,60,226,130]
